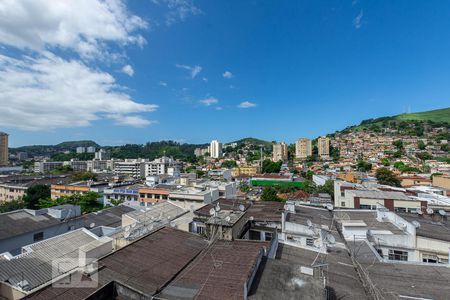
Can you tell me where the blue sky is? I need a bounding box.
[1,0,450,147]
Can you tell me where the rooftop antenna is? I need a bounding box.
[215,202,221,212]
[426,208,434,215]
[412,220,421,228]
[239,204,245,212]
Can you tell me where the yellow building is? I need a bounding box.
[317,136,330,159]
[295,138,312,159]
[0,132,8,166]
[51,184,90,200]
[272,142,288,162]
[232,166,260,177]
[432,175,450,190]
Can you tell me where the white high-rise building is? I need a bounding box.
[210,140,223,158]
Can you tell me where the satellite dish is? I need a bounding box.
[306,219,313,227]
[326,204,334,211]
[249,216,254,221]
[367,229,373,237]
[89,222,95,229]
[215,203,221,212]
[209,208,215,216]
[322,203,327,208]
[439,210,446,216]
[225,216,231,222]
[415,208,423,215]
[412,220,421,228]
[426,208,434,215]
[326,234,336,244]
[124,231,130,238]
[131,222,137,228]
[239,204,245,212]
[124,226,131,232]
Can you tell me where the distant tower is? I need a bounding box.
[0,132,9,166]
[210,140,223,158]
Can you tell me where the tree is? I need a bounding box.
[316,180,335,200]
[0,200,25,213]
[375,168,401,187]
[357,160,372,172]
[380,158,390,166]
[417,140,426,150]
[23,184,51,209]
[260,186,281,202]
[221,160,237,169]
[239,182,250,193]
[262,159,282,173]
[393,140,404,150]
[72,171,98,181]
[38,191,103,213]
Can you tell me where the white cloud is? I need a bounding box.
[158,81,168,86]
[353,10,363,29]
[0,0,147,59]
[121,64,134,76]
[199,97,218,106]
[202,77,208,82]
[238,101,256,108]
[229,84,235,89]
[223,71,233,79]
[152,0,202,26]
[176,64,202,78]
[108,114,157,127]
[215,106,223,111]
[0,53,158,130]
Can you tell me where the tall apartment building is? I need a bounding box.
[295,138,312,159]
[210,140,223,159]
[317,136,330,159]
[272,142,288,162]
[0,132,8,166]
[76,147,86,154]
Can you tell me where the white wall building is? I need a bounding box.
[210,140,223,158]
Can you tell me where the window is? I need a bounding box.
[341,202,346,207]
[68,225,75,231]
[33,232,44,242]
[422,254,439,263]
[376,248,383,258]
[306,238,314,247]
[265,232,272,241]
[196,226,205,235]
[394,207,407,213]
[388,249,408,261]
[360,204,372,209]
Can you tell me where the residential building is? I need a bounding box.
[0,132,8,166]
[207,168,232,180]
[433,175,450,190]
[210,139,223,158]
[103,184,142,207]
[317,136,330,159]
[231,166,260,177]
[86,146,96,153]
[295,138,312,159]
[17,152,28,161]
[94,149,110,160]
[142,156,181,177]
[50,181,109,200]
[33,161,64,173]
[113,158,147,178]
[272,141,288,162]
[76,146,86,154]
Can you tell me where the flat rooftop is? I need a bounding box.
[195,199,251,217]
[81,205,135,229]
[0,210,61,241]
[245,201,284,223]
[399,213,450,242]
[335,210,405,235]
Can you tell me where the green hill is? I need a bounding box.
[229,137,272,149]
[395,107,450,123]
